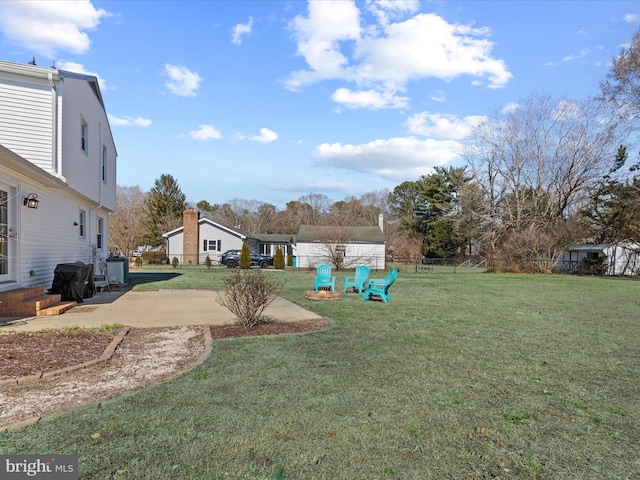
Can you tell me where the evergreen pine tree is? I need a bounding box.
[273,246,285,269]
[143,174,187,246]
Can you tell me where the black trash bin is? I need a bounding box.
[51,262,94,302]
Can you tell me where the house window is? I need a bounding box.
[79,210,86,238]
[81,118,88,154]
[101,146,107,182]
[96,217,104,249]
[336,245,346,257]
[203,239,221,252]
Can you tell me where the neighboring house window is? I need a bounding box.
[79,210,86,238]
[101,146,107,182]
[336,245,346,257]
[81,118,88,154]
[203,239,221,252]
[96,217,104,249]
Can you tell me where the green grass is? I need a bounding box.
[2,268,639,479]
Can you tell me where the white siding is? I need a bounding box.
[0,168,110,291]
[607,244,640,276]
[344,243,385,269]
[295,242,385,270]
[59,76,117,211]
[560,244,640,276]
[0,74,53,171]
[0,61,117,292]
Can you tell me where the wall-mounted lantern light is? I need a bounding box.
[23,193,39,209]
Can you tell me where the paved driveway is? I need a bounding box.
[1,289,323,332]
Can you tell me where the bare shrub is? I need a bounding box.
[216,270,282,327]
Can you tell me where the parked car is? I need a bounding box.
[132,250,143,257]
[220,249,273,268]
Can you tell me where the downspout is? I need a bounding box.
[48,72,59,175]
[89,123,106,269]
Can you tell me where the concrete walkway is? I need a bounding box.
[1,289,323,332]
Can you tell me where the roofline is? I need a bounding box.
[162,217,249,239]
[0,59,61,81]
[0,144,67,188]
[0,143,115,212]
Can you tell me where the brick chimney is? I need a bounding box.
[183,209,200,265]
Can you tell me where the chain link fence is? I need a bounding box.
[388,256,488,274]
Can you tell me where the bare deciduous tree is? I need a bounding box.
[109,185,147,256]
[464,92,623,271]
[600,27,640,123]
[314,225,379,271]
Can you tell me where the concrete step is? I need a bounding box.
[0,288,78,317]
[36,301,77,316]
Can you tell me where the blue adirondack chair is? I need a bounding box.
[314,263,336,291]
[343,265,370,294]
[362,268,398,303]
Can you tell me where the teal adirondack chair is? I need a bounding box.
[314,264,336,291]
[343,265,370,294]
[362,268,398,303]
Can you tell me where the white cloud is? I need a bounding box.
[108,114,152,128]
[366,0,419,26]
[286,1,362,90]
[0,0,108,57]
[430,90,447,102]
[332,87,409,110]
[501,102,520,114]
[188,124,222,140]
[250,128,278,143]
[286,4,512,109]
[562,48,589,62]
[623,13,638,23]
[355,14,511,88]
[164,64,203,97]
[312,136,462,181]
[405,112,485,140]
[57,61,109,90]
[232,17,253,45]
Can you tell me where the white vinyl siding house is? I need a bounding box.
[560,243,640,276]
[294,224,386,270]
[0,59,117,292]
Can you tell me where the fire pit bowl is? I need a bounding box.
[305,290,342,301]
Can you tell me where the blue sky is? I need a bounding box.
[0,1,638,208]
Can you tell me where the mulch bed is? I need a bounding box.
[209,318,330,340]
[0,330,115,380]
[0,319,330,380]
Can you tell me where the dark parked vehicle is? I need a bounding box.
[220,249,273,268]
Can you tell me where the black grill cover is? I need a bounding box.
[51,263,94,302]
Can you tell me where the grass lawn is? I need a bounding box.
[1,267,639,479]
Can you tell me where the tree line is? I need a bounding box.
[109,28,640,272]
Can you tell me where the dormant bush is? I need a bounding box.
[216,270,282,327]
